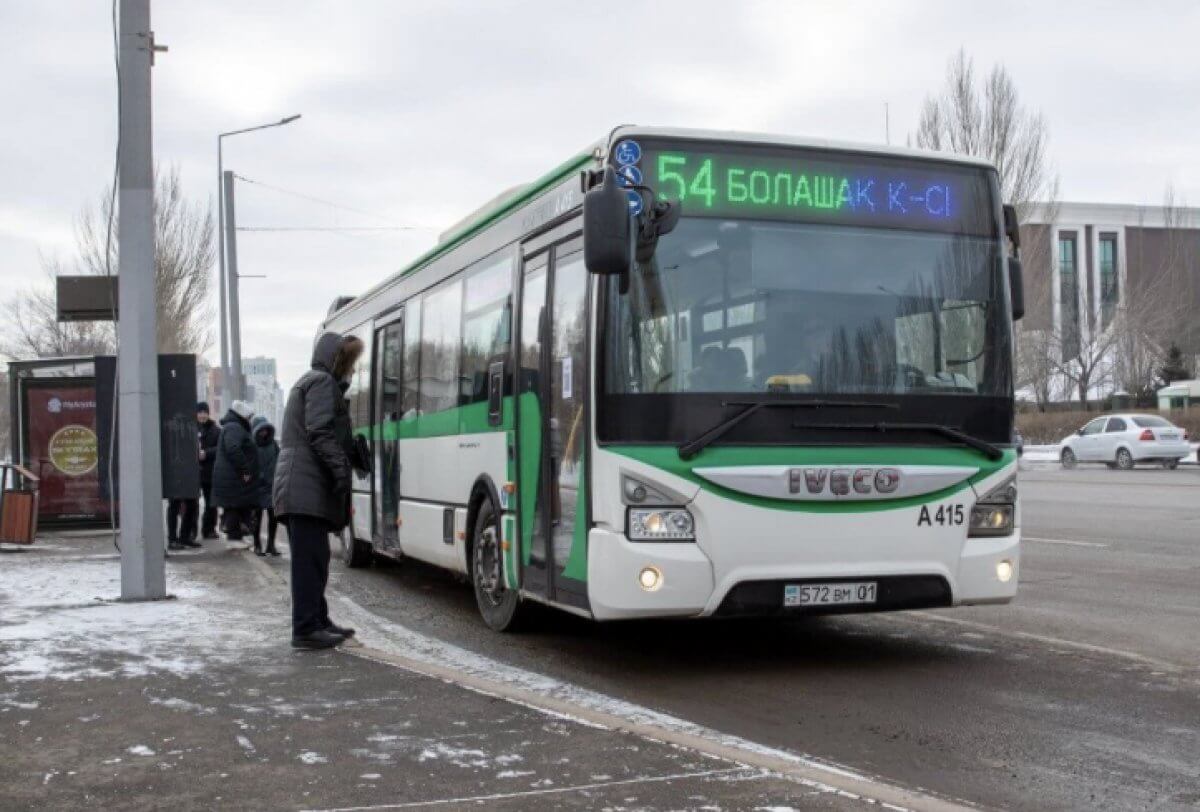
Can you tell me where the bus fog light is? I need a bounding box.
[996,559,1014,583]
[638,566,663,592]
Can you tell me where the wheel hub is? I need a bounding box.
[474,523,504,606]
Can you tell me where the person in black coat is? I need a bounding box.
[274,331,366,649]
[197,403,221,539]
[213,400,260,541]
[177,402,221,545]
[250,415,280,557]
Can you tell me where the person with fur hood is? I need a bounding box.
[273,331,367,649]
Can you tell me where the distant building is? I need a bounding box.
[242,356,283,425]
[1018,200,1200,401]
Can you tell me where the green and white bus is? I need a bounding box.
[325,127,1024,630]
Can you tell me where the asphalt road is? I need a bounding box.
[327,466,1200,811]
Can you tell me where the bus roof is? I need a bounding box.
[326,126,997,323]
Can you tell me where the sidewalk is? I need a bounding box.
[0,533,869,811]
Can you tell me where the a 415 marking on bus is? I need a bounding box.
[917,503,965,527]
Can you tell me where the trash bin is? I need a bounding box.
[0,464,40,544]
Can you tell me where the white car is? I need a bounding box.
[1060,413,1191,470]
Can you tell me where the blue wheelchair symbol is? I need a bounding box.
[614,140,642,166]
[616,165,643,188]
[626,190,644,216]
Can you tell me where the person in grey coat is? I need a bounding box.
[273,331,365,649]
[212,400,260,541]
[250,415,280,557]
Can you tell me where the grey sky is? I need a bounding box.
[2,1,1198,388]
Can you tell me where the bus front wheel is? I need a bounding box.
[471,500,523,632]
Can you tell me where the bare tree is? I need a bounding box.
[915,49,1063,410]
[1052,321,1117,407]
[1013,298,1059,409]
[0,166,215,360]
[1111,186,1196,403]
[914,49,1058,221]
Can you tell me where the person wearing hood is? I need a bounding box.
[213,400,260,541]
[274,331,366,650]
[250,414,280,557]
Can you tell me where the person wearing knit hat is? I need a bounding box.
[212,400,260,541]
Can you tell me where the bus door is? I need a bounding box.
[516,237,589,609]
[372,316,403,551]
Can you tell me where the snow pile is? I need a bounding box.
[0,553,278,682]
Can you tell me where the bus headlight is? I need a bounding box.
[969,476,1016,537]
[627,508,695,541]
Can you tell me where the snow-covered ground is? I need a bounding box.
[0,550,276,683]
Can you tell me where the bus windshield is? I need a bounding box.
[604,216,1011,399]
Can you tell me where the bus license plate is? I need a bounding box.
[784,582,877,607]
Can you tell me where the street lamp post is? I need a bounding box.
[216,114,300,404]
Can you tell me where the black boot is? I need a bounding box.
[291,629,345,649]
[325,621,355,638]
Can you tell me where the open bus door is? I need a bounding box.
[515,236,590,611]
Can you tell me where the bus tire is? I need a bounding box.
[471,499,523,632]
[340,528,373,569]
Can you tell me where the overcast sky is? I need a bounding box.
[2,1,1198,389]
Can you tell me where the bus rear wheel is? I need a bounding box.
[471,500,523,632]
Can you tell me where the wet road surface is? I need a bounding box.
[327,466,1200,810]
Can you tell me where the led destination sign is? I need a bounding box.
[628,140,996,235]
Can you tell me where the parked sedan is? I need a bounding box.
[1060,413,1191,470]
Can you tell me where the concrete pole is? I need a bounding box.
[118,0,166,600]
[223,170,244,401]
[217,138,228,409]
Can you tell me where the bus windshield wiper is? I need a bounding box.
[677,400,897,460]
[789,421,1004,461]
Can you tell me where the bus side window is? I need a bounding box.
[402,300,422,419]
[462,255,514,409]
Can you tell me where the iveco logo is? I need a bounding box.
[787,467,902,496]
[694,464,977,502]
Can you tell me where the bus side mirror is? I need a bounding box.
[1003,204,1021,250]
[583,167,632,276]
[1008,256,1024,322]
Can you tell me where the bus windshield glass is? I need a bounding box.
[604,217,1010,398]
[601,141,1009,404]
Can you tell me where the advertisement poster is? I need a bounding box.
[24,384,108,523]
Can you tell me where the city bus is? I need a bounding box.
[323,126,1024,631]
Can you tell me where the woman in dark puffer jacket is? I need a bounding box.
[212,400,260,541]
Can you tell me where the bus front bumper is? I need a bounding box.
[586,527,1019,621]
